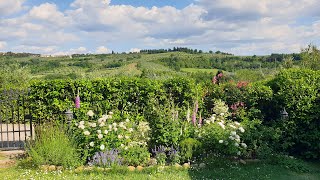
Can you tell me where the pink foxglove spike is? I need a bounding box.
[75,89,80,108]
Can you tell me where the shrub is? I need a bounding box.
[179,138,202,162]
[26,122,81,168]
[197,99,248,156]
[268,69,320,159]
[71,111,151,162]
[121,146,150,166]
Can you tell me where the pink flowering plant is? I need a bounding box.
[195,99,248,156]
[72,110,151,162]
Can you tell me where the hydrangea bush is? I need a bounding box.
[72,110,151,163]
[196,99,248,156]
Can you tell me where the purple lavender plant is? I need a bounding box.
[88,149,122,167]
[152,145,167,165]
[168,146,180,164]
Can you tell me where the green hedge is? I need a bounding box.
[28,78,197,123]
[26,69,320,159]
[268,69,320,159]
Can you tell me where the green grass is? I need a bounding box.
[181,68,218,74]
[1,160,319,180]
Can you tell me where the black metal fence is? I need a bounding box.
[0,89,33,150]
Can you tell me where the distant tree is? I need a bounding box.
[301,44,320,70]
[209,50,213,54]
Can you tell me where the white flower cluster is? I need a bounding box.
[212,99,230,117]
[75,111,150,153]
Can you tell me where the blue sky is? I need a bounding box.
[0,0,319,55]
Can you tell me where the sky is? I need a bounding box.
[0,0,319,55]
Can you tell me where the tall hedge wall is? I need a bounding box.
[27,78,197,122]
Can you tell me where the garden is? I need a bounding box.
[0,68,320,179]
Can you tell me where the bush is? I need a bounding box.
[179,138,202,162]
[196,99,248,156]
[121,146,150,166]
[71,111,151,162]
[268,69,320,159]
[26,122,81,168]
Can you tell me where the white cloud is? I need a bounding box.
[11,45,57,54]
[96,46,110,54]
[0,0,319,55]
[28,3,70,27]
[0,0,25,16]
[52,47,87,56]
[129,48,140,53]
[0,41,7,49]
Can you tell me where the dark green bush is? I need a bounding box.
[268,68,320,159]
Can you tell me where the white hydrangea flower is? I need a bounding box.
[235,135,240,139]
[79,121,85,125]
[78,124,85,129]
[230,131,237,136]
[118,135,123,139]
[109,111,113,115]
[100,144,105,151]
[219,140,224,143]
[234,121,240,126]
[87,110,94,117]
[237,151,241,155]
[125,118,130,122]
[97,130,102,134]
[89,142,94,147]
[128,128,133,132]
[218,122,225,129]
[235,138,241,143]
[241,143,247,148]
[112,123,117,127]
[239,127,245,133]
[113,127,118,132]
[229,124,237,129]
[229,136,235,140]
[104,130,108,134]
[234,143,239,147]
[108,125,112,130]
[90,123,97,128]
[83,131,90,136]
[125,135,129,139]
[98,134,103,139]
[99,122,105,127]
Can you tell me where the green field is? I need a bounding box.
[181,68,218,74]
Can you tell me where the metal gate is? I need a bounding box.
[0,89,33,150]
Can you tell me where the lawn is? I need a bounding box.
[0,160,319,180]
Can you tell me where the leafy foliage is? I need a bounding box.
[26,122,81,168]
[268,68,320,159]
